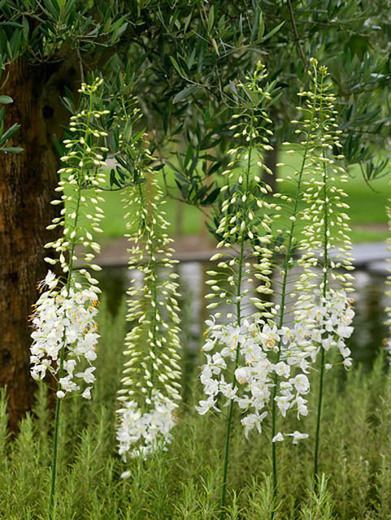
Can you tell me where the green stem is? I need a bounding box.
[313,70,329,480]
[313,152,329,481]
[48,92,93,517]
[48,184,82,518]
[220,145,252,519]
[48,397,61,519]
[269,74,319,513]
[142,180,159,406]
[270,138,311,508]
[313,347,325,478]
[220,238,245,519]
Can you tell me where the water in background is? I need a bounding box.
[98,263,390,370]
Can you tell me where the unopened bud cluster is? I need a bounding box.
[116,128,182,465]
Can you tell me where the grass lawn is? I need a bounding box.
[100,189,203,239]
[99,153,390,243]
[344,167,389,243]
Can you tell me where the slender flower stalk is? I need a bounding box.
[269,74,319,498]
[197,63,310,517]
[116,118,182,468]
[199,64,277,517]
[29,78,108,518]
[293,60,355,480]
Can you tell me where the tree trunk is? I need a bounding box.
[0,59,79,430]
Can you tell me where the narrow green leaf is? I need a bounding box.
[261,21,285,43]
[257,12,265,42]
[170,56,185,77]
[1,146,23,154]
[0,96,13,105]
[0,123,20,144]
[173,85,198,104]
[207,5,215,33]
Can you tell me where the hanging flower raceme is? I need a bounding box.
[198,317,312,438]
[116,124,182,462]
[197,63,310,440]
[30,78,108,400]
[31,277,99,399]
[294,59,355,371]
[294,287,354,369]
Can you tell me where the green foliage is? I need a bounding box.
[2,1,389,213]
[299,475,335,519]
[0,1,127,64]
[2,304,391,519]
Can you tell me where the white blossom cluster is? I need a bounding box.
[30,78,107,400]
[30,272,99,399]
[197,317,314,438]
[117,392,177,460]
[295,288,355,369]
[116,128,181,466]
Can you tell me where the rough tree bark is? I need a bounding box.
[0,59,79,430]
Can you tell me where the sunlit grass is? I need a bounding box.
[99,153,389,243]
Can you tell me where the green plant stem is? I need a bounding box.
[140,180,159,405]
[313,347,325,478]
[220,146,252,519]
[220,238,245,519]
[48,397,61,519]
[270,138,312,510]
[48,155,85,519]
[313,153,329,481]
[48,90,96,517]
[269,75,319,513]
